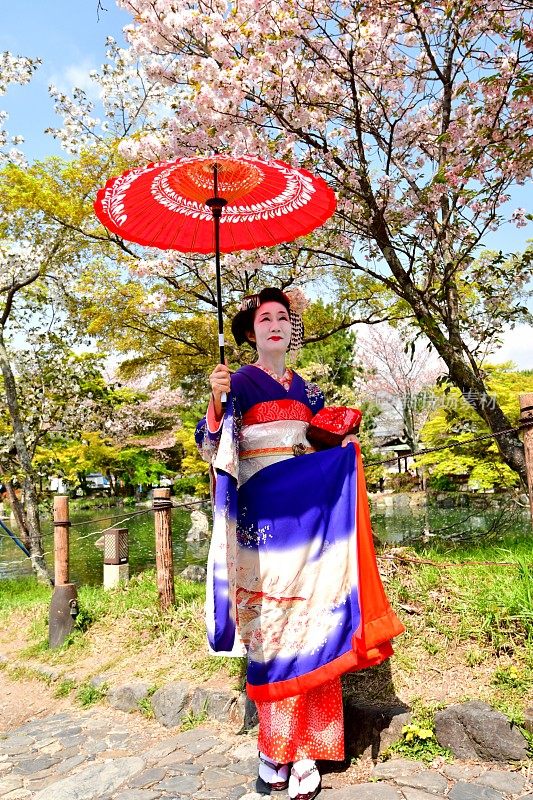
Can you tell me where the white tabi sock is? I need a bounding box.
[258,751,289,785]
[289,758,320,798]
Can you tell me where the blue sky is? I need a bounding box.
[1,1,531,367]
[0,0,130,161]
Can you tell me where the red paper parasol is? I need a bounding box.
[94,154,336,365]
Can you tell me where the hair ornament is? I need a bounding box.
[239,295,261,311]
[284,287,310,315]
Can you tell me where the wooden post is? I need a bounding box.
[519,393,533,527]
[153,487,175,610]
[49,495,78,648]
[53,495,70,586]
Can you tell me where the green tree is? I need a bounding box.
[298,301,359,401]
[416,364,533,491]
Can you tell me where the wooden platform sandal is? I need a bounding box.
[289,760,321,800]
[257,752,290,791]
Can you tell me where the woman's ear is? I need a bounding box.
[247,331,256,343]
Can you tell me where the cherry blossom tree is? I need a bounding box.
[0,56,125,580]
[0,240,59,582]
[65,0,529,483]
[357,325,442,451]
[0,52,40,167]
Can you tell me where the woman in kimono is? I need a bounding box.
[196,287,404,800]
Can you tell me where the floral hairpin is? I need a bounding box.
[239,295,261,311]
[284,287,310,315]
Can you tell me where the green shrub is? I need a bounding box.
[387,473,418,493]
[173,476,205,497]
[76,682,108,707]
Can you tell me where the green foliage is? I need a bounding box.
[173,475,205,497]
[180,705,208,731]
[492,664,532,692]
[417,364,533,491]
[76,682,108,707]
[138,696,155,718]
[0,339,123,481]
[386,722,450,763]
[54,678,77,698]
[299,301,359,398]
[113,447,171,487]
[34,431,171,496]
[174,405,210,497]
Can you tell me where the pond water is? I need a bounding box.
[371,499,532,546]
[0,503,207,585]
[0,496,530,586]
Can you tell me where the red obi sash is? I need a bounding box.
[242,399,313,426]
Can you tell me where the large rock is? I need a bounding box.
[343,699,412,758]
[151,682,191,727]
[448,782,506,800]
[372,759,425,780]
[435,701,528,762]
[190,687,238,721]
[474,771,526,795]
[395,770,448,794]
[180,565,207,582]
[107,682,149,712]
[230,693,259,732]
[186,510,209,541]
[33,757,144,800]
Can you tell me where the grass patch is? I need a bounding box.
[54,678,77,698]
[76,682,108,707]
[138,684,158,718]
[343,534,533,712]
[0,576,52,616]
[384,699,450,764]
[2,536,532,717]
[180,705,208,731]
[386,721,450,763]
[7,664,53,685]
[138,697,154,718]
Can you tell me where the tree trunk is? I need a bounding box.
[24,475,50,582]
[5,480,31,551]
[402,389,419,454]
[367,217,527,486]
[0,330,51,583]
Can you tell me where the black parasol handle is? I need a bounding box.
[206,163,228,402]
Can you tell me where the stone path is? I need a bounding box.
[0,708,531,800]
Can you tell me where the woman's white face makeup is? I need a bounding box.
[250,301,292,356]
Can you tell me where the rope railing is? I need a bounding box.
[364,423,525,468]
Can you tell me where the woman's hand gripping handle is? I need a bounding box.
[209,363,231,421]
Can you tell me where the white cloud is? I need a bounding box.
[492,324,533,370]
[48,59,100,101]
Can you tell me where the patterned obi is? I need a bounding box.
[239,399,315,485]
